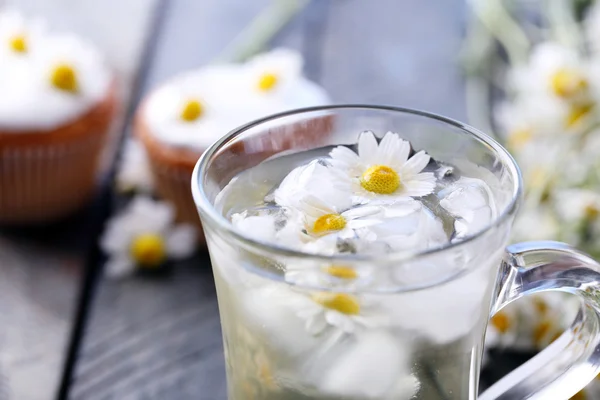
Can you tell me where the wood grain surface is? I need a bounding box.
[71,1,469,400]
[0,0,158,399]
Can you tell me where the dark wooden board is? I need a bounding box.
[72,1,472,399]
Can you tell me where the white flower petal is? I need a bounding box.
[399,151,430,177]
[357,131,379,165]
[329,145,362,170]
[306,315,328,335]
[400,173,436,197]
[378,131,409,166]
[104,256,135,279]
[166,224,198,259]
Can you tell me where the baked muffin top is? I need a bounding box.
[142,49,330,152]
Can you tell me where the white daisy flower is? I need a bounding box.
[513,204,560,242]
[495,95,572,151]
[115,139,154,193]
[555,189,600,224]
[246,48,302,95]
[100,197,197,278]
[0,10,46,58]
[296,194,383,238]
[511,42,592,103]
[295,291,389,336]
[485,305,522,349]
[329,131,436,204]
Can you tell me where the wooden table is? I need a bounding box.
[0,1,476,399]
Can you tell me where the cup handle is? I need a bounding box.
[480,241,600,400]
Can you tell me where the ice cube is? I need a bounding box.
[274,159,350,210]
[319,331,418,399]
[438,177,496,239]
[368,202,448,252]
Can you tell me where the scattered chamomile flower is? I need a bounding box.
[100,197,197,278]
[246,48,302,94]
[329,131,436,204]
[116,139,154,193]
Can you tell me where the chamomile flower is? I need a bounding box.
[329,131,436,205]
[0,10,46,57]
[100,197,197,278]
[485,305,522,349]
[297,194,383,238]
[555,189,600,224]
[116,139,154,193]
[511,42,592,103]
[296,291,389,336]
[513,203,560,242]
[246,48,302,94]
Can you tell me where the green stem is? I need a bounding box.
[215,0,310,63]
[544,0,584,50]
[469,0,530,65]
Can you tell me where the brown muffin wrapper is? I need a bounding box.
[0,84,118,224]
[136,107,333,246]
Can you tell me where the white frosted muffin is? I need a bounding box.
[0,10,117,223]
[136,49,331,235]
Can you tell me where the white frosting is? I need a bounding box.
[0,10,111,131]
[143,49,331,151]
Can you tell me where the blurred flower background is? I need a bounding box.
[465,0,600,397]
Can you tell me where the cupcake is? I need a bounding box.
[0,10,116,224]
[136,49,331,235]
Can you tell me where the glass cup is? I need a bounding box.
[192,105,600,399]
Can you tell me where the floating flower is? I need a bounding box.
[100,197,197,278]
[295,291,389,336]
[329,131,436,204]
[115,139,154,193]
[246,48,302,94]
[296,194,383,238]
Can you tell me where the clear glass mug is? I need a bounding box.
[192,105,600,399]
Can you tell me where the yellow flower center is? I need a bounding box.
[313,213,346,234]
[257,73,278,92]
[507,128,533,150]
[532,319,553,347]
[360,165,400,194]
[180,99,204,122]
[490,312,511,333]
[50,64,78,93]
[550,68,588,98]
[130,233,166,268]
[9,34,27,53]
[585,203,600,220]
[313,293,360,315]
[566,103,594,128]
[325,265,358,280]
[532,297,549,315]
